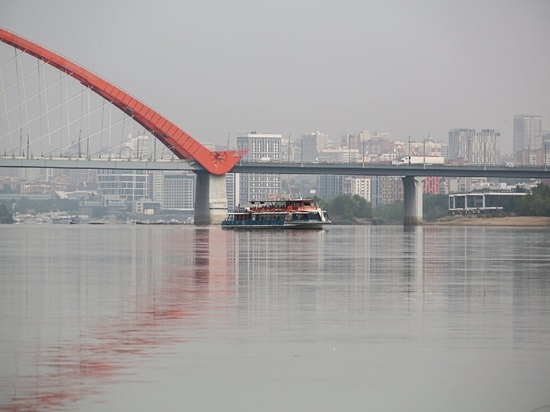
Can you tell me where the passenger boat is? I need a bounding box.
[222,199,331,229]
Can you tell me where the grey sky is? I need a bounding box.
[1,0,549,151]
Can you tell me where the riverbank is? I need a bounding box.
[432,216,550,227]
[330,215,550,226]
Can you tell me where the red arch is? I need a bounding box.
[0,28,246,175]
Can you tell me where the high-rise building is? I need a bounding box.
[448,128,501,165]
[423,176,441,195]
[225,173,238,210]
[97,134,151,205]
[394,137,445,158]
[358,130,390,155]
[148,171,196,211]
[162,172,195,210]
[301,131,328,162]
[513,115,543,156]
[369,175,403,206]
[149,171,164,206]
[319,175,345,200]
[345,176,371,202]
[236,132,282,204]
[382,176,403,204]
[97,169,149,203]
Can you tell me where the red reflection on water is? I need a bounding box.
[1,228,235,412]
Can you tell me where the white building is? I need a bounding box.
[96,169,149,203]
[448,128,501,165]
[119,134,150,159]
[162,172,195,211]
[346,176,371,202]
[148,171,196,211]
[513,115,543,155]
[236,132,282,204]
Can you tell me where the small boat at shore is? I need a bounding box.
[222,199,331,229]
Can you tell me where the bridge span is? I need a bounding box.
[2,157,549,226]
[2,157,549,179]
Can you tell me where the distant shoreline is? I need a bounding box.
[430,216,550,227]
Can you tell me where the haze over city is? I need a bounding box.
[1,0,549,152]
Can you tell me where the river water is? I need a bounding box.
[0,224,549,412]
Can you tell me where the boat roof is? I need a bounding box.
[248,199,315,205]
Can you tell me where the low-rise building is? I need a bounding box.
[449,192,526,213]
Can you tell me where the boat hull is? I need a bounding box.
[221,199,331,230]
[221,220,330,229]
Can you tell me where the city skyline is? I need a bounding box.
[1,1,549,153]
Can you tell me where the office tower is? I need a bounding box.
[361,131,389,155]
[301,131,328,162]
[236,132,282,204]
[319,175,345,200]
[97,169,149,203]
[382,176,404,204]
[162,172,195,210]
[370,176,383,207]
[423,176,441,195]
[345,176,371,202]
[514,115,543,155]
[97,134,152,205]
[148,171,196,211]
[369,175,402,206]
[448,128,501,165]
[225,173,237,210]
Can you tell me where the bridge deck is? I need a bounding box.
[2,157,548,179]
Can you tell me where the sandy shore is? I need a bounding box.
[433,216,550,227]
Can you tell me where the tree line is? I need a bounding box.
[503,183,550,216]
[0,203,14,223]
[3,184,549,225]
[322,183,550,224]
[321,193,449,224]
[0,198,79,224]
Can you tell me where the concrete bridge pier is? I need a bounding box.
[194,173,228,225]
[402,176,425,226]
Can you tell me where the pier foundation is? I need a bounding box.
[194,173,228,225]
[402,176,425,226]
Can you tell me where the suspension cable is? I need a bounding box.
[0,61,13,153]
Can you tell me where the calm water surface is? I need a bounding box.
[0,225,549,412]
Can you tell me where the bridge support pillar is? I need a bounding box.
[194,173,227,225]
[402,176,424,226]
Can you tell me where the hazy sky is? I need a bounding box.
[1,0,549,151]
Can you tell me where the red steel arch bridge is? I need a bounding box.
[0,27,248,223]
[2,28,550,224]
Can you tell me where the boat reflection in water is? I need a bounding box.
[222,199,331,229]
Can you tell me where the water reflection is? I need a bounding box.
[0,226,236,411]
[0,225,549,411]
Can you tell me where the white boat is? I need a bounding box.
[222,199,331,229]
[52,213,80,224]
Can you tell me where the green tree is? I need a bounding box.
[352,194,372,219]
[12,198,79,214]
[423,194,450,221]
[507,183,550,216]
[373,200,404,223]
[330,195,355,219]
[1,183,14,194]
[324,194,372,223]
[91,206,108,219]
[0,203,14,224]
